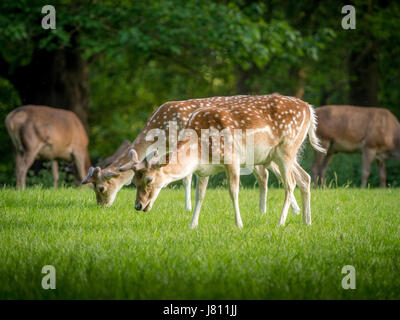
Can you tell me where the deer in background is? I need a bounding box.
[83,96,301,214]
[120,94,325,228]
[311,105,400,187]
[5,105,91,189]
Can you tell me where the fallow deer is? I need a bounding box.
[311,105,400,187]
[5,105,91,189]
[83,96,300,213]
[120,94,325,228]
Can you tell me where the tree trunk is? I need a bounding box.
[235,65,263,94]
[235,66,253,94]
[1,48,90,131]
[348,45,379,107]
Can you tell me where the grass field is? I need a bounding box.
[0,186,399,299]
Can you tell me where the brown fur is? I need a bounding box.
[5,105,91,189]
[311,105,400,187]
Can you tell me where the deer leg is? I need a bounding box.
[319,152,334,187]
[253,165,269,213]
[377,159,386,188]
[72,151,88,186]
[361,148,376,188]
[16,148,40,190]
[226,164,243,228]
[183,174,192,211]
[293,162,312,225]
[15,152,26,190]
[311,140,331,187]
[311,151,325,187]
[274,154,295,227]
[190,176,209,229]
[52,160,59,188]
[268,162,300,215]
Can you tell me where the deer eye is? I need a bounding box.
[135,172,143,179]
[98,185,106,193]
[145,176,154,185]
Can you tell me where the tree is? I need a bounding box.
[0,0,331,127]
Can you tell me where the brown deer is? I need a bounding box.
[83,96,300,214]
[5,105,91,189]
[119,94,325,228]
[311,105,400,187]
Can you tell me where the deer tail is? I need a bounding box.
[308,105,326,154]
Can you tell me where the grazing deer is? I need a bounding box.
[311,105,400,187]
[120,94,324,228]
[83,97,300,213]
[5,105,91,189]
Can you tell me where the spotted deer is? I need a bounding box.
[120,94,325,228]
[5,105,91,189]
[83,96,300,213]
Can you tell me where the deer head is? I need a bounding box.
[82,166,122,207]
[119,148,174,211]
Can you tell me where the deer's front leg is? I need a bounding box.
[183,174,193,211]
[361,148,376,188]
[190,176,209,229]
[226,164,243,228]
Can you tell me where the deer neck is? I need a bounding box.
[161,143,199,184]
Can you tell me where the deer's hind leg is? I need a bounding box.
[311,139,331,187]
[273,150,296,226]
[268,162,301,215]
[16,128,43,190]
[377,158,386,188]
[52,160,59,188]
[293,162,312,225]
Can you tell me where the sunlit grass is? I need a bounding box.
[0,186,399,299]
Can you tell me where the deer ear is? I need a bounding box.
[93,167,102,178]
[144,176,154,184]
[129,149,139,163]
[145,149,161,169]
[119,149,139,172]
[82,166,95,184]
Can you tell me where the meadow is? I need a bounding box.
[0,186,399,299]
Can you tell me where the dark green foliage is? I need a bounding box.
[0,78,21,185]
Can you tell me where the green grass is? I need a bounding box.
[0,186,399,299]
